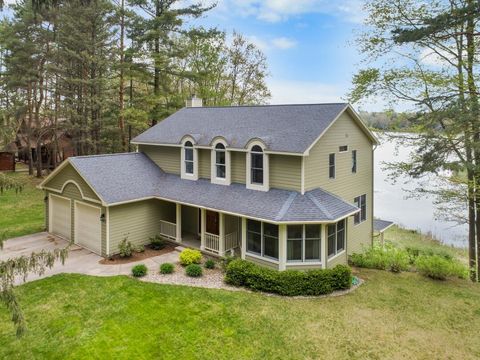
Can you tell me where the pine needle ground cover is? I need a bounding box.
[0,271,479,359]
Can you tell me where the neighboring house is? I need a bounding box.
[39,100,378,270]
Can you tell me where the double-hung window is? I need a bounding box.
[354,194,367,224]
[247,219,278,260]
[327,219,345,258]
[287,224,321,262]
[329,153,335,179]
[251,145,264,185]
[215,143,226,178]
[184,141,194,175]
[352,150,357,173]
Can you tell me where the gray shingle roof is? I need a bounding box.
[69,153,358,223]
[374,219,395,233]
[131,103,349,153]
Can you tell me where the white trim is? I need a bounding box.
[245,252,280,265]
[106,206,110,256]
[73,200,102,255]
[42,185,102,204]
[301,157,305,195]
[38,159,71,189]
[68,161,107,206]
[48,193,72,239]
[211,139,231,186]
[285,262,323,267]
[246,141,269,192]
[327,249,346,262]
[180,137,198,180]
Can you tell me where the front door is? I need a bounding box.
[206,210,219,235]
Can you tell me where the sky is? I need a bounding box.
[194,0,379,110]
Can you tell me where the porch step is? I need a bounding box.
[174,245,187,252]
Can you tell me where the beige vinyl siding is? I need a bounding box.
[304,111,374,255]
[43,163,100,201]
[245,254,279,270]
[231,151,246,184]
[109,199,174,254]
[139,144,180,174]
[46,183,107,256]
[198,149,211,179]
[327,252,348,268]
[269,154,302,191]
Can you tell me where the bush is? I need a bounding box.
[160,262,174,274]
[135,244,145,253]
[415,255,468,280]
[179,248,202,266]
[150,235,166,250]
[224,259,351,296]
[405,246,453,264]
[350,243,409,273]
[185,264,203,277]
[119,238,134,258]
[204,259,215,269]
[132,264,148,277]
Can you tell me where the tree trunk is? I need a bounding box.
[119,0,127,151]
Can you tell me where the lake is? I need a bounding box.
[374,132,468,248]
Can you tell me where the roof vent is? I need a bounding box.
[185,94,203,108]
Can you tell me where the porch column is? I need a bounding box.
[322,224,328,269]
[278,224,287,271]
[241,217,247,260]
[219,212,225,256]
[176,203,182,243]
[200,208,206,250]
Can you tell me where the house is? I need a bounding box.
[38,100,378,270]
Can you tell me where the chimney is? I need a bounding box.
[185,94,203,108]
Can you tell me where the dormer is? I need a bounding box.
[180,136,198,180]
[210,138,231,185]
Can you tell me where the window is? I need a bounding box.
[329,153,335,179]
[339,145,348,152]
[354,194,367,224]
[287,224,321,262]
[184,141,194,174]
[352,150,357,173]
[247,219,279,260]
[251,145,264,185]
[327,219,345,258]
[215,143,226,178]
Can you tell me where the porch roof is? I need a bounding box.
[68,152,359,223]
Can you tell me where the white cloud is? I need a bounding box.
[222,0,365,24]
[268,80,344,104]
[419,47,458,68]
[271,37,297,49]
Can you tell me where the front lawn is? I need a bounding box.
[0,172,44,239]
[1,271,479,359]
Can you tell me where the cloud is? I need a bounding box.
[246,35,297,51]
[268,80,344,104]
[271,37,297,49]
[419,47,459,68]
[222,0,365,24]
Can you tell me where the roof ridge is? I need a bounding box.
[306,192,334,220]
[71,152,140,159]
[182,103,348,110]
[275,192,298,221]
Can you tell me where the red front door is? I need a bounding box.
[206,210,219,235]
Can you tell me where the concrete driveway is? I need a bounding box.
[1,232,179,284]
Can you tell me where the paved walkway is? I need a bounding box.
[1,232,180,285]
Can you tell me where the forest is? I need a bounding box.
[0,0,271,175]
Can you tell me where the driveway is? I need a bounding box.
[1,232,179,285]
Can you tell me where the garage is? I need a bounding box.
[75,201,102,254]
[49,195,71,240]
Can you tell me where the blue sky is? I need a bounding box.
[195,0,378,110]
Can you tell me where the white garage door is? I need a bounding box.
[50,195,71,240]
[75,202,102,255]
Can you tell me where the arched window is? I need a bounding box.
[250,145,264,185]
[215,143,226,179]
[184,141,194,174]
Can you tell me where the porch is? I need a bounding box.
[158,202,240,256]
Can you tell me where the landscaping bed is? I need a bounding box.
[99,244,176,265]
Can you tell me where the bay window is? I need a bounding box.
[287,224,321,262]
[328,219,345,258]
[247,219,278,260]
[354,194,366,224]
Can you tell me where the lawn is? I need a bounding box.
[0,172,44,239]
[0,271,479,359]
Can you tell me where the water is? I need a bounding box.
[374,132,467,248]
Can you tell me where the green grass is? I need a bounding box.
[0,172,44,239]
[0,271,479,359]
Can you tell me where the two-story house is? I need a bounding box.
[39,100,377,270]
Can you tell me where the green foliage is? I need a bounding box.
[405,246,453,264]
[149,235,166,250]
[159,263,174,274]
[185,264,203,277]
[204,259,215,269]
[415,255,468,280]
[131,264,148,278]
[179,249,202,266]
[118,238,134,258]
[225,259,351,296]
[135,244,145,253]
[350,243,410,273]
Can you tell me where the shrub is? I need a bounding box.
[415,255,468,280]
[179,248,202,266]
[118,238,134,258]
[204,259,215,269]
[185,264,203,277]
[150,235,166,250]
[224,259,351,296]
[135,244,145,253]
[160,262,174,274]
[405,246,453,264]
[350,243,409,273]
[132,264,148,277]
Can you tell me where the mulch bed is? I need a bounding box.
[99,244,176,265]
